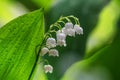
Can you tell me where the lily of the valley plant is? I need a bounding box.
[40,15,83,73]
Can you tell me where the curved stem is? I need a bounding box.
[49,30,57,33]
[53,23,62,30]
[57,20,66,25]
[68,16,80,25]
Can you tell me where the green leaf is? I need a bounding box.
[0,9,46,80]
[85,1,120,57]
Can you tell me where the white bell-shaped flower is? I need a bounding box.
[65,22,73,29]
[44,65,53,73]
[65,28,75,37]
[40,47,49,56]
[57,40,66,47]
[46,38,56,48]
[49,49,59,57]
[62,27,68,35]
[68,28,75,36]
[62,26,75,37]
[74,24,83,35]
[57,30,66,40]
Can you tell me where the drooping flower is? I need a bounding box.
[57,30,66,40]
[74,24,83,35]
[66,28,75,37]
[63,22,76,37]
[57,40,66,47]
[65,22,73,29]
[62,27,68,35]
[40,47,49,56]
[49,49,59,57]
[44,65,53,73]
[46,38,56,48]
[56,30,67,46]
[62,28,75,37]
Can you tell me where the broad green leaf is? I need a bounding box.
[85,1,120,57]
[61,27,120,80]
[0,9,46,80]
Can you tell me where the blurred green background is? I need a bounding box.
[0,0,120,80]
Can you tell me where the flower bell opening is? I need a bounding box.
[49,49,59,57]
[44,65,53,73]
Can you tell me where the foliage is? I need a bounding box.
[0,9,46,80]
[0,0,120,80]
[85,1,120,57]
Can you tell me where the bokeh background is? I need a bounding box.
[0,0,120,80]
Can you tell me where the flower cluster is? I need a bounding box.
[40,15,83,73]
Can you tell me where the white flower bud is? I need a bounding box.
[49,49,59,57]
[46,38,56,48]
[57,30,66,40]
[57,40,66,47]
[44,65,53,73]
[65,22,73,29]
[74,24,83,35]
[40,47,49,56]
